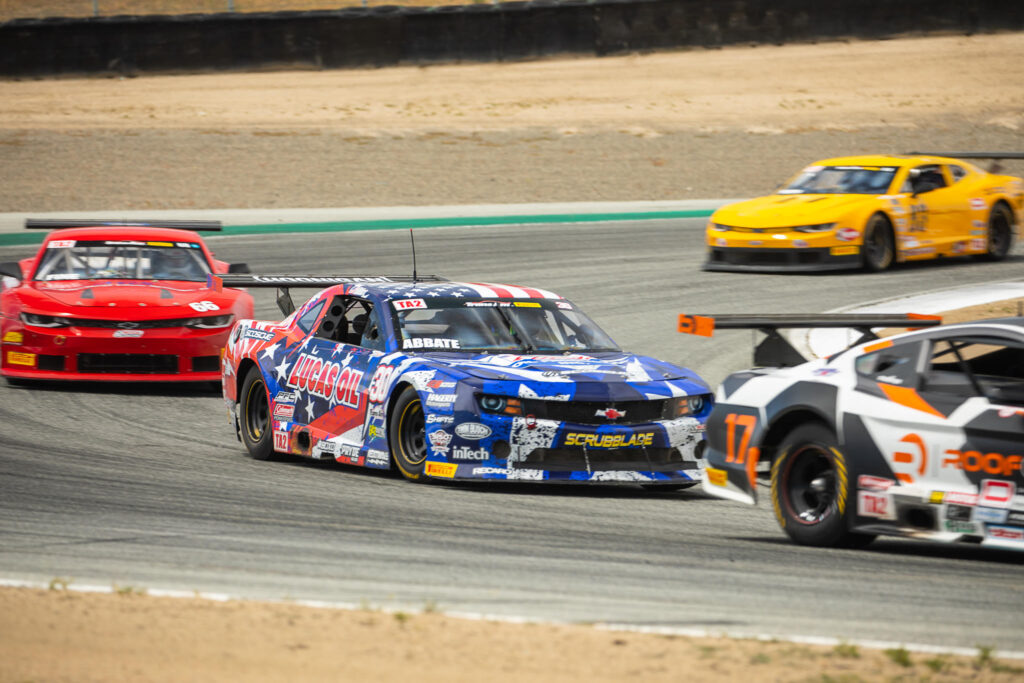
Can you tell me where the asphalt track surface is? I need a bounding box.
[2,218,1023,652]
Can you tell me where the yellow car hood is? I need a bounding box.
[713,193,873,228]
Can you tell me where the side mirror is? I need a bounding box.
[0,261,23,281]
[228,262,251,274]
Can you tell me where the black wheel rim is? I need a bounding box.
[782,445,837,525]
[245,378,269,442]
[865,223,889,267]
[990,210,1010,256]
[398,399,427,467]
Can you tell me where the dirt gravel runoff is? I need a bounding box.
[2,33,1024,682]
[0,33,1022,211]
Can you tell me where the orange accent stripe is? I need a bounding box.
[746,446,760,491]
[895,473,914,484]
[862,339,893,354]
[906,313,943,323]
[677,314,715,337]
[878,384,945,419]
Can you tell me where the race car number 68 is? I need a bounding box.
[189,301,220,312]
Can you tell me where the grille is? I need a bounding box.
[520,399,669,425]
[710,249,824,266]
[78,354,178,374]
[515,447,688,472]
[191,355,220,373]
[37,355,65,371]
[65,317,193,329]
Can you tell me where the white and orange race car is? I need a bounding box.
[679,313,1024,551]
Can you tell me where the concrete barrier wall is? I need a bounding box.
[1,0,1021,77]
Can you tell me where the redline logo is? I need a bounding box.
[286,352,362,409]
[979,479,1016,508]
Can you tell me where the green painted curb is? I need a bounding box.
[0,209,713,248]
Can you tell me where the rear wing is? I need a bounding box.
[26,219,223,231]
[208,273,448,316]
[678,313,943,367]
[907,152,1024,174]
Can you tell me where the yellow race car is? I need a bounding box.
[704,153,1024,272]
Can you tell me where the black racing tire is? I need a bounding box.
[389,386,428,481]
[862,213,895,272]
[239,365,277,461]
[982,202,1014,261]
[641,482,700,492]
[770,423,875,548]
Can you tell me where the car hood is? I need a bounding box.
[713,194,872,227]
[18,280,231,313]
[425,352,710,397]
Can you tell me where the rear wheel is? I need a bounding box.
[389,387,428,481]
[770,423,875,548]
[862,214,895,272]
[239,366,276,461]
[982,202,1014,261]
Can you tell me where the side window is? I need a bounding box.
[903,164,947,194]
[924,337,1024,402]
[948,164,967,184]
[855,341,921,387]
[295,300,325,334]
[314,296,385,350]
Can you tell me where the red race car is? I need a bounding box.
[0,219,253,384]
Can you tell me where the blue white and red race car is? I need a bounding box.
[679,313,1024,551]
[217,274,712,485]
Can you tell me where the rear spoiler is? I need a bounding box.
[208,273,448,317]
[26,219,223,231]
[678,313,943,367]
[907,152,1024,173]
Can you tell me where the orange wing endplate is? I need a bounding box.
[677,314,715,337]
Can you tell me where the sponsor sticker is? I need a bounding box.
[426,414,454,425]
[945,504,973,521]
[273,430,288,451]
[366,449,390,466]
[273,403,295,420]
[429,430,453,447]
[858,475,895,491]
[857,490,896,520]
[945,520,980,535]
[705,466,727,487]
[403,338,461,350]
[425,461,458,478]
[6,351,35,366]
[987,525,1024,542]
[970,238,987,251]
[564,432,654,449]
[973,507,1009,524]
[113,329,144,338]
[979,480,1016,508]
[368,425,384,439]
[286,352,363,409]
[426,393,457,408]
[455,423,492,440]
[244,328,275,342]
[513,302,541,308]
[830,246,859,256]
[312,440,338,459]
[147,241,174,247]
[1006,510,1024,525]
[393,298,427,310]
[426,380,456,390]
[942,490,979,506]
[555,301,573,310]
[836,228,860,242]
[969,198,987,211]
[47,240,76,249]
[450,445,489,461]
[2,331,23,344]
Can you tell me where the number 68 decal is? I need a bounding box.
[189,300,220,312]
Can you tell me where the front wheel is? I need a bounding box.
[862,214,895,272]
[770,423,875,548]
[982,202,1014,261]
[239,365,277,461]
[389,387,428,481]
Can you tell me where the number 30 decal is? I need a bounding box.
[189,300,220,312]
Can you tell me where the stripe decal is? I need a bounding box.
[877,383,946,419]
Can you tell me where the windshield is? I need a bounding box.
[392,297,620,354]
[33,240,211,282]
[779,165,898,195]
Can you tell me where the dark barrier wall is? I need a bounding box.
[1,0,1022,77]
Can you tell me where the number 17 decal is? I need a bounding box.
[725,413,761,489]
